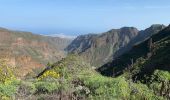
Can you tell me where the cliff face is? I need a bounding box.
[66,27,139,67]
[0,28,71,77]
[66,25,165,67]
[98,25,170,77]
[113,24,166,58]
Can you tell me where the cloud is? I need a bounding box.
[43,33,76,39]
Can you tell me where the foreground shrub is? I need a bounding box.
[0,59,19,99]
[17,81,36,97]
[130,82,163,100]
[149,70,170,99]
[34,81,59,94]
[0,79,20,100]
[77,70,164,100]
[0,59,16,84]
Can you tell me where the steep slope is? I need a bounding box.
[0,28,71,77]
[98,25,170,77]
[114,24,165,58]
[66,25,165,67]
[66,27,139,67]
[35,54,163,100]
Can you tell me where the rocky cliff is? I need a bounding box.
[0,28,71,77]
[66,25,165,67]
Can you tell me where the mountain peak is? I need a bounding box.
[66,26,139,66]
[66,25,166,67]
[149,24,166,30]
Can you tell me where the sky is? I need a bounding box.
[0,0,170,38]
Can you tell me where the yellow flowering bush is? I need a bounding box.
[0,59,15,84]
[0,59,19,100]
[38,70,60,80]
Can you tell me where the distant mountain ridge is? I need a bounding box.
[0,27,72,77]
[66,24,165,67]
[114,24,165,58]
[98,24,170,77]
[0,24,166,77]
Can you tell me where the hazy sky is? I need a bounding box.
[0,0,170,37]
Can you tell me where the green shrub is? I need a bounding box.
[78,71,131,99]
[153,70,170,82]
[0,59,19,99]
[130,82,163,100]
[0,79,20,99]
[0,84,16,97]
[34,81,59,94]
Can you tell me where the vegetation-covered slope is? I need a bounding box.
[98,25,170,77]
[0,53,169,99]
[0,25,169,100]
[24,55,166,99]
[96,25,170,99]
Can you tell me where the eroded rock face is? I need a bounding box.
[0,28,71,77]
[98,24,170,77]
[66,27,139,67]
[66,25,165,67]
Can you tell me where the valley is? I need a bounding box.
[0,24,169,100]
